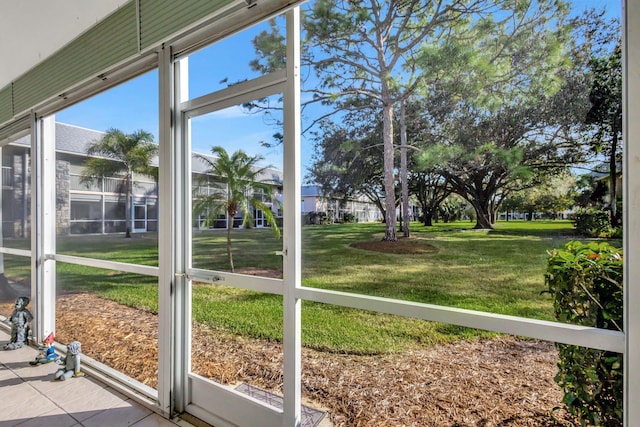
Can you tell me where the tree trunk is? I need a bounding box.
[423,211,433,226]
[227,213,235,273]
[125,173,132,238]
[0,274,15,301]
[471,199,493,229]
[0,171,14,300]
[489,200,500,225]
[400,100,410,238]
[382,100,397,241]
[609,131,618,227]
[421,205,434,226]
[20,151,28,238]
[0,216,15,300]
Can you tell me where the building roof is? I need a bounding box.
[10,122,283,182]
[589,161,623,181]
[302,185,322,197]
[55,123,106,155]
[9,122,105,152]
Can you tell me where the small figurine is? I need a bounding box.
[30,332,58,365]
[55,341,85,380]
[3,296,33,350]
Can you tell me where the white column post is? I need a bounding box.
[130,172,135,233]
[283,7,302,427]
[0,146,3,278]
[158,44,174,417]
[158,44,190,416]
[32,114,56,343]
[101,176,106,234]
[623,0,640,423]
[176,56,191,413]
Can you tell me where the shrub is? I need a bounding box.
[308,211,328,225]
[573,208,611,237]
[342,212,358,223]
[545,241,623,426]
[609,226,623,239]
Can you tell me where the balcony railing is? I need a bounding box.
[70,174,101,192]
[2,166,13,187]
[70,174,156,196]
[103,177,125,193]
[134,180,156,195]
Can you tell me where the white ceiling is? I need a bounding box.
[0,0,129,89]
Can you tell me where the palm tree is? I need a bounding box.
[80,128,158,238]
[193,146,281,272]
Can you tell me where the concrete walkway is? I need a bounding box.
[0,329,191,427]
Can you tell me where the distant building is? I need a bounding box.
[2,122,283,237]
[591,161,623,203]
[2,123,386,237]
[301,185,382,223]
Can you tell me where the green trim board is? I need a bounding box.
[0,114,30,142]
[0,86,11,126]
[139,0,235,50]
[0,0,298,133]
[12,2,138,114]
[1,0,236,125]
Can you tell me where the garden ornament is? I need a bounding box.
[30,332,58,365]
[55,341,86,380]
[3,296,33,350]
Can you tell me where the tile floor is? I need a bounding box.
[0,329,195,427]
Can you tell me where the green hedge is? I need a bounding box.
[545,241,623,426]
[574,208,612,237]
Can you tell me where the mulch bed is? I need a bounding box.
[8,292,578,427]
[0,239,581,426]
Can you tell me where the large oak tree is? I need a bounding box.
[255,0,513,240]
[308,117,388,221]
[254,0,584,232]
[417,1,589,228]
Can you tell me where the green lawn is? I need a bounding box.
[4,220,614,355]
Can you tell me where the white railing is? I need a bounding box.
[103,177,125,193]
[70,174,158,196]
[183,266,625,354]
[2,166,13,186]
[70,174,101,192]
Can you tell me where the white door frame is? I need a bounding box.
[182,72,288,427]
[165,9,301,426]
[133,203,147,233]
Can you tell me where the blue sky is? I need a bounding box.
[57,16,291,172]
[56,0,622,178]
